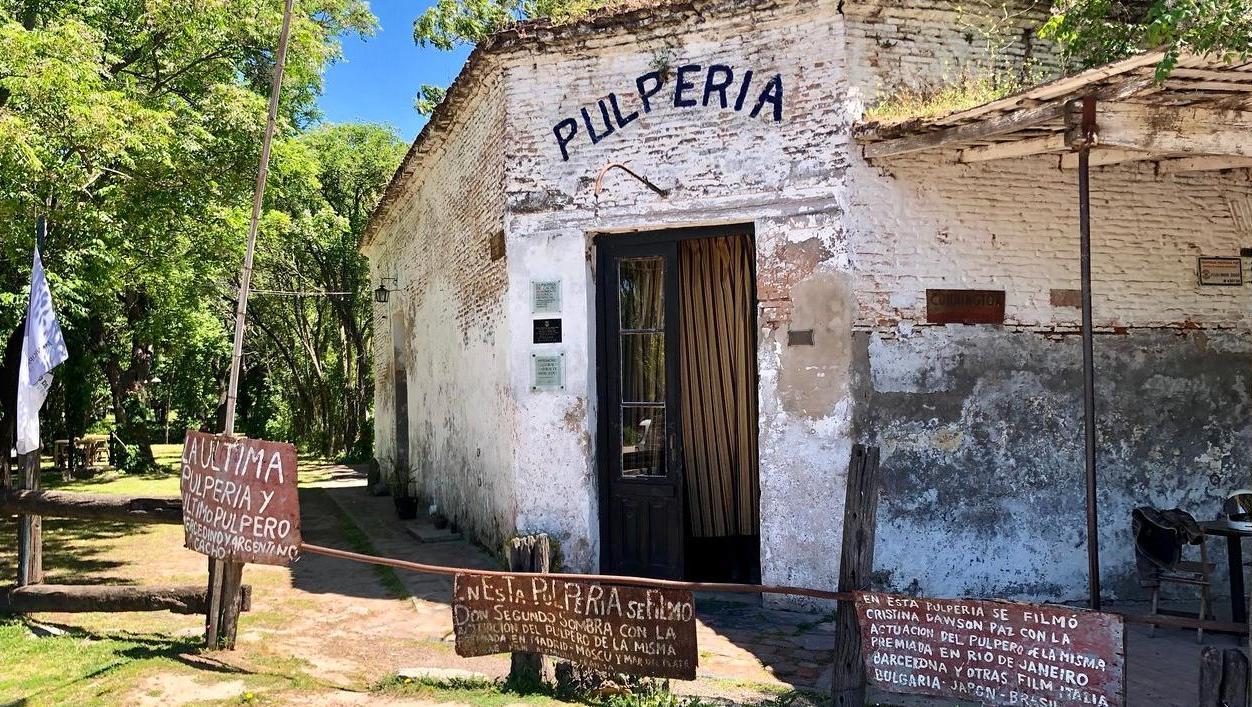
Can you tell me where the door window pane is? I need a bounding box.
[622,405,666,477]
[621,333,665,403]
[620,258,665,331]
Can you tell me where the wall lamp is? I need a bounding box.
[374,277,398,304]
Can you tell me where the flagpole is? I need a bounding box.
[16,216,50,588]
[207,0,296,650]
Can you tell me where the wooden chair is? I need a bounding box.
[1132,507,1214,643]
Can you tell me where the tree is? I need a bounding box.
[411,0,616,114]
[1044,0,1252,76]
[0,0,375,466]
[246,123,405,458]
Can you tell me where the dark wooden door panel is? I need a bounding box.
[598,239,685,581]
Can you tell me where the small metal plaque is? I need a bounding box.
[1198,257,1243,286]
[926,289,1006,325]
[532,280,562,314]
[787,329,815,346]
[534,318,563,345]
[532,352,565,392]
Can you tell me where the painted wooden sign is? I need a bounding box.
[856,591,1124,707]
[452,574,698,680]
[180,431,301,566]
[926,289,1006,325]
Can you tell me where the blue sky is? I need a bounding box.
[318,1,472,142]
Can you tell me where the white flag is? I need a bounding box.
[16,247,68,455]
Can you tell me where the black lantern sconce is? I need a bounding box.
[374,277,398,304]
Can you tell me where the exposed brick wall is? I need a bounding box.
[365,61,516,552]
[848,154,1252,334]
[844,0,1065,98]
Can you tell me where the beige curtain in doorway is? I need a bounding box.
[679,236,760,538]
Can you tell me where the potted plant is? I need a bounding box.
[391,466,419,520]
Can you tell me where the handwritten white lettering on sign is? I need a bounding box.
[453,574,698,680]
[856,591,1125,707]
[552,63,784,161]
[180,431,301,566]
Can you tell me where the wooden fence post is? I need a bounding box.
[507,534,552,688]
[831,444,881,706]
[16,451,42,586]
[1199,646,1249,707]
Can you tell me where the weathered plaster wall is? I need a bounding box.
[501,0,856,597]
[846,154,1252,600]
[365,64,516,551]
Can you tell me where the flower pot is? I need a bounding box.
[393,496,419,520]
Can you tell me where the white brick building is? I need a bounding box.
[362,0,1252,607]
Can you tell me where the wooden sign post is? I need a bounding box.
[181,432,300,648]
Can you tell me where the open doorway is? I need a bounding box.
[596,225,760,583]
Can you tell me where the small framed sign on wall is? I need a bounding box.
[532,280,562,314]
[1198,257,1244,286]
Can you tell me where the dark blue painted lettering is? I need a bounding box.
[734,69,755,112]
[553,118,578,161]
[581,101,616,144]
[750,74,784,122]
[673,64,701,108]
[608,92,639,129]
[703,64,734,108]
[636,71,664,113]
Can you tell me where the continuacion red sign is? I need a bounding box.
[856,591,1124,707]
[180,431,301,566]
[452,574,698,680]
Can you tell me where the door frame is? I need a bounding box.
[594,223,759,577]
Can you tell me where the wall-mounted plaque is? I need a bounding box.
[926,289,1006,325]
[532,280,562,314]
[1198,257,1244,286]
[532,352,565,392]
[533,318,563,345]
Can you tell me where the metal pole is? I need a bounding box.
[209,0,296,650]
[1078,95,1101,611]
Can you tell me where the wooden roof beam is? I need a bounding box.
[959,134,1067,162]
[1083,102,1252,157]
[861,77,1154,160]
[1059,148,1162,169]
[1157,155,1252,173]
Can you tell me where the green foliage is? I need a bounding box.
[1044,0,1252,77]
[411,0,620,109]
[415,83,447,116]
[0,0,379,459]
[413,0,618,50]
[248,122,405,455]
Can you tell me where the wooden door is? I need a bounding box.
[598,239,685,579]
